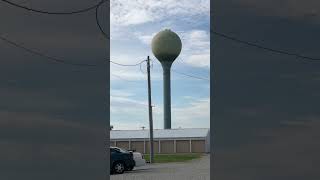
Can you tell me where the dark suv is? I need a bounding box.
[110,147,135,174]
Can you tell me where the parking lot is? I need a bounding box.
[111,154,210,180]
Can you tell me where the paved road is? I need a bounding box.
[111,154,210,180]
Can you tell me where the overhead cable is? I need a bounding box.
[110,60,147,67]
[0,34,103,67]
[95,0,109,38]
[111,73,142,83]
[172,70,210,81]
[0,0,105,15]
[212,30,320,62]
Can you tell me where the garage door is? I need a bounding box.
[160,140,174,154]
[191,140,205,153]
[116,141,129,150]
[145,141,159,154]
[176,140,190,153]
[131,141,144,153]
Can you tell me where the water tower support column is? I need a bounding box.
[162,61,173,129]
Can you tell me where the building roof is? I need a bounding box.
[110,128,210,140]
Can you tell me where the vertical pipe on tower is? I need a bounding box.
[162,61,173,129]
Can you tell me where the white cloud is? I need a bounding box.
[110,95,148,116]
[111,69,146,81]
[111,95,210,130]
[111,0,210,27]
[110,93,150,130]
[111,96,147,107]
[110,89,134,97]
[186,53,210,67]
[172,98,210,128]
[186,30,210,49]
[181,30,210,68]
[136,33,156,46]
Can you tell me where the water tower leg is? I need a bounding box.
[162,61,172,129]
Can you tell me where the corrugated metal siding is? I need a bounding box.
[116,141,129,150]
[160,140,174,154]
[191,140,205,153]
[176,140,190,153]
[145,141,159,154]
[131,141,144,153]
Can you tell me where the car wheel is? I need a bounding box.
[113,162,125,174]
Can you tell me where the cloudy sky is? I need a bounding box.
[110,0,210,130]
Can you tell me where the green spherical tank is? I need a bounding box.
[151,29,182,62]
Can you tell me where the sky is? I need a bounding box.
[110,0,210,130]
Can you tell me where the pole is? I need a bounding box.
[147,56,154,163]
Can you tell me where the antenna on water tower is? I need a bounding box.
[151,29,182,129]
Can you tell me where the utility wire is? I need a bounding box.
[139,61,147,74]
[111,73,142,84]
[212,30,320,62]
[95,0,109,38]
[172,70,210,81]
[1,32,209,81]
[150,58,154,69]
[110,60,147,67]
[0,33,149,68]
[150,57,209,81]
[0,34,104,67]
[0,0,105,15]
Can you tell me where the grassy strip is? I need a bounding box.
[143,153,203,163]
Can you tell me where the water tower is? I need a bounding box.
[151,29,182,129]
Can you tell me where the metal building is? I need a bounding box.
[110,128,210,154]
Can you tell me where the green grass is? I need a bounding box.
[143,153,203,163]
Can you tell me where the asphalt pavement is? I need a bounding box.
[110,154,210,180]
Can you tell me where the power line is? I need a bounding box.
[150,57,154,69]
[0,33,149,68]
[212,30,320,62]
[139,61,147,74]
[0,0,105,15]
[0,34,104,67]
[95,0,108,38]
[172,70,210,81]
[110,60,146,67]
[111,73,142,84]
[1,32,209,81]
[150,57,209,81]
